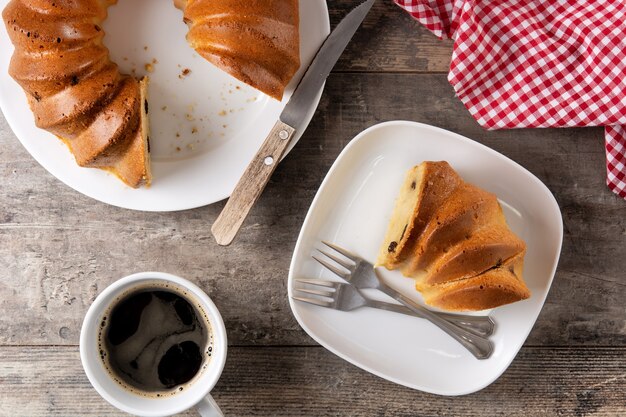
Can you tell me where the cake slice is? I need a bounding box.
[377,161,530,311]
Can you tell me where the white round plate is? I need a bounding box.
[288,121,563,395]
[0,0,329,211]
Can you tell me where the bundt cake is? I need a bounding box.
[3,0,151,187]
[3,0,300,187]
[377,161,530,311]
[175,0,300,101]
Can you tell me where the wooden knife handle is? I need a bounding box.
[211,120,296,246]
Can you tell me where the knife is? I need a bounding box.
[211,0,376,246]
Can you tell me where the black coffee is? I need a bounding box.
[99,285,213,395]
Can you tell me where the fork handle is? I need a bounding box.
[366,300,495,338]
[375,284,494,360]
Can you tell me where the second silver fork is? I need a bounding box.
[294,278,494,337]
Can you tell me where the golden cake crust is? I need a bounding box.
[3,0,151,188]
[176,0,300,101]
[420,252,528,311]
[418,224,526,287]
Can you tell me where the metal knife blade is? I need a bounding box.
[280,0,376,130]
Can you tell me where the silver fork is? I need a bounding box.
[308,241,494,359]
[293,279,494,337]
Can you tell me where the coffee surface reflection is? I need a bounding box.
[99,286,213,396]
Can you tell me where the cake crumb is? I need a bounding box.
[222,124,227,128]
[176,132,180,138]
[176,146,181,152]
[185,113,195,121]
[178,68,191,79]
[191,127,198,134]
[187,143,194,150]
[161,106,167,111]
[236,86,241,90]
[152,58,158,64]
[145,63,154,72]
[144,46,148,51]
[218,110,227,116]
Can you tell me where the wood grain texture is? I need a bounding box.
[0,346,624,417]
[332,0,454,73]
[1,74,624,347]
[1,1,626,415]
[212,121,296,245]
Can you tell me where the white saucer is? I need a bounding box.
[288,121,563,395]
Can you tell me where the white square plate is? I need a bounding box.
[288,121,563,395]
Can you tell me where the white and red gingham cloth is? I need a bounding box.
[394,0,626,198]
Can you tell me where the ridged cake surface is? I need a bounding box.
[176,0,300,101]
[3,0,151,187]
[377,161,530,311]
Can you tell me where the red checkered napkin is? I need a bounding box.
[394,0,626,198]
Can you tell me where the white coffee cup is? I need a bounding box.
[80,272,227,417]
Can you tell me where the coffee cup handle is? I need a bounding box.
[196,394,224,417]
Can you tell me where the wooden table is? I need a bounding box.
[1,2,625,416]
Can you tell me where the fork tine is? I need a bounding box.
[312,255,349,279]
[296,278,339,288]
[317,248,354,270]
[292,296,333,308]
[295,287,335,298]
[322,241,359,262]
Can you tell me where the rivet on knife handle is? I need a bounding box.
[211,120,295,246]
